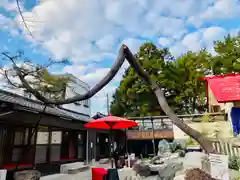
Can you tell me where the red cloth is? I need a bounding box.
[92,168,108,180]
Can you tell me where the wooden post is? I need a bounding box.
[151,117,156,156]
[46,127,52,163]
[32,126,38,166]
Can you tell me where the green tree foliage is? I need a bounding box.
[161,50,212,114]
[212,34,240,74]
[110,43,174,117]
[110,34,240,117]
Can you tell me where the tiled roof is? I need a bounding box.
[0,90,90,122]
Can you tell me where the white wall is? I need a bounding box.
[173,121,233,141]
[21,74,91,118]
[61,75,91,117]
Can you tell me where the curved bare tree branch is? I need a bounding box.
[1,45,214,153]
[9,46,126,104]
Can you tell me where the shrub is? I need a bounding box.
[229,156,240,170]
[185,168,216,180]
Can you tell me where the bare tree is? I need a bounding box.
[1,45,215,153]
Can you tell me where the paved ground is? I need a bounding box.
[40,162,143,180]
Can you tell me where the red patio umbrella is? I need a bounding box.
[84,115,138,168]
[84,115,138,129]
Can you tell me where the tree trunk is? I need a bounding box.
[123,45,215,153]
[154,88,214,153]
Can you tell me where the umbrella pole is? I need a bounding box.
[110,128,114,168]
[125,128,128,154]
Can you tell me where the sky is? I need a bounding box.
[0,0,240,116]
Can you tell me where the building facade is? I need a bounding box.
[0,74,93,180]
[201,73,240,137]
[61,74,91,118]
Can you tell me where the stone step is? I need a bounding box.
[40,174,72,180]
[60,162,90,174]
[98,158,109,164]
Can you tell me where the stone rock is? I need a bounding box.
[161,153,179,163]
[173,175,184,180]
[14,170,41,180]
[124,171,141,180]
[158,140,171,156]
[157,162,183,180]
[149,163,167,172]
[133,160,150,177]
[183,152,207,170]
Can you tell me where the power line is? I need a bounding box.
[16,0,43,43]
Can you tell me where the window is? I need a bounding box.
[83,99,89,107]
[14,131,24,145]
[72,88,82,106]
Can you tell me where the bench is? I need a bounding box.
[60,162,89,174]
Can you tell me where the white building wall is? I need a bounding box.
[61,74,91,118]
[21,73,91,118]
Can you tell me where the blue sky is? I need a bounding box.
[0,0,240,115]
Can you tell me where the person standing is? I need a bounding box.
[113,147,120,168]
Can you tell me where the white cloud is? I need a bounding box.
[182,31,202,52]
[202,26,227,43]
[1,0,240,115]
[0,14,19,36]
[158,37,172,47]
[121,38,144,53]
[170,26,230,57]
[188,0,240,28]
[96,35,116,51]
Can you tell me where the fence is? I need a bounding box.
[127,112,226,131]
[212,140,240,158]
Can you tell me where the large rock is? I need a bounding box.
[150,153,182,172]
[14,170,41,180]
[161,153,179,163]
[158,140,171,156]
[132,160,150,177]
[157,162,183,180]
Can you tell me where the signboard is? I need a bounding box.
[209,154,229,180]
[37,132,49,144]
[127,130,173,140]
[183,152,204,170]
[0,170,6,180]
[51,131,62,144]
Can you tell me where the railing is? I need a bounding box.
[212,140,240,158]
[127,112,226,131]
